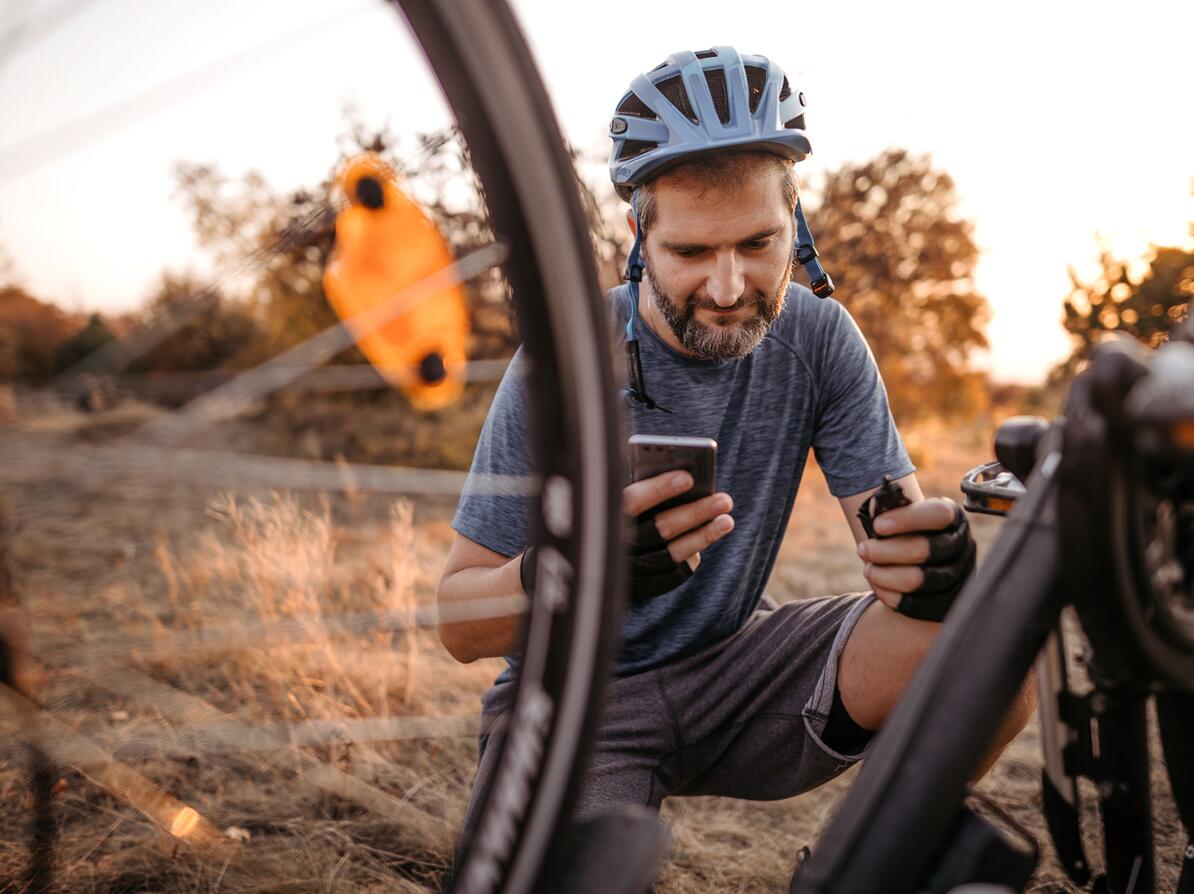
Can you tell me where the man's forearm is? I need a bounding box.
[436,553,527,663]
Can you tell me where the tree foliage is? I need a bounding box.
[1053,240,1194,382]
[54,313,115,371]
[129,274,264,373]
[803,149,990,422]
[0,287,78,380]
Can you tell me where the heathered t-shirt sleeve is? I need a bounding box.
[450,348,532,558]
[807,299,914,497]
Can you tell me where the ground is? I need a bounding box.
[0,395,1185,892]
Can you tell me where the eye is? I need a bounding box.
[744,239,771,251]
[672,247,703,258]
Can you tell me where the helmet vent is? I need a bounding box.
[703,68,730,124]
[656,75,698,124]
[617,139,658,161]
[745,65,766,113]
[779,77,792,102]
[695,49,718,59]
[784,113,806,131]
[616,92,658,120]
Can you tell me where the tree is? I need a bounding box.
[803,149,990,423]
[0,287,77,380]
[1053,240,1193,382]
[129,274,265,373]
[54,313,115,371]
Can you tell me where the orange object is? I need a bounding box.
[323,153,469,410]
[1174,420,1194,451]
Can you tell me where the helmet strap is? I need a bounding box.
[794,199,835,299]
[622,189,670,412]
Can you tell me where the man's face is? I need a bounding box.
[640,168,795,362]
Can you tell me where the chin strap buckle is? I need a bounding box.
[794,199,835,299]
[809,271,836,298]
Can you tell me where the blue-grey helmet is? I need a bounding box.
[612,47,833,413]
[608,47,811,201]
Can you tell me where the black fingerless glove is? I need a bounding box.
[626,510,692,603]
[894,501,976,623]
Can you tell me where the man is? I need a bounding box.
[439,48,1033,844]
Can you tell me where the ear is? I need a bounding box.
[625,208,637,239]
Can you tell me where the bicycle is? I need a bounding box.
[790,327,1194,893]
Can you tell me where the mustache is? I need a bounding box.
[689,291,769,313]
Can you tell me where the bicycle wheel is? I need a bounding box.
[393,1,627,890]
[0,1,624,891]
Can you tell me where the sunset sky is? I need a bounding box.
[0,0,1190,383]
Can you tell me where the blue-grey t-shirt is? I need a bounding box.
[451,282,914,679]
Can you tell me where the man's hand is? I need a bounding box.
[622,471,734,602]
[856,497,976,622]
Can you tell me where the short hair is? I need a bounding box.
[635,149,798,238]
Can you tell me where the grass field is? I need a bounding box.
[0,395,1186,892]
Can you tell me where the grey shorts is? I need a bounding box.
[463,592,876,828]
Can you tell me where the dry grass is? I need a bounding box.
[0,407,1186,892]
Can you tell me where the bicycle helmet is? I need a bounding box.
[608,47,811,201]
[609,48,833,411]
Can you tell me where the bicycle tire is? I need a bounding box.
[390,2,627,892]
[1106,456,1194,687]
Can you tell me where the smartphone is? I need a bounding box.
[629,434,718,514]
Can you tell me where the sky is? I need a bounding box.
[0,0,1191,384]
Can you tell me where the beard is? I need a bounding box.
[644,257,792,363]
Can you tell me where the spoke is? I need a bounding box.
[58,209,334,378]
[94,714,480,761]
[142,241,510,444]
[0,684,236,860]
[63,286,222,376]
[0,436,537,498]
[82,667,454,845]
[34,595,529,669]
[56,358,514,402]
[0,0,104,68]
[0,3,377,185]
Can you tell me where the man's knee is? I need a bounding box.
[836,599,941,731]
[837,601,1039,757]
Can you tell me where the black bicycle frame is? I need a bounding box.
[791,427,1067,894]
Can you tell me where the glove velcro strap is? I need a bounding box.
[634,547,684,577]
[892,500,977,623]
[630,560,693,603]
[924,505,970,564]
[626,511,691,602]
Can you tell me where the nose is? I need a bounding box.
[705,251,746,307]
